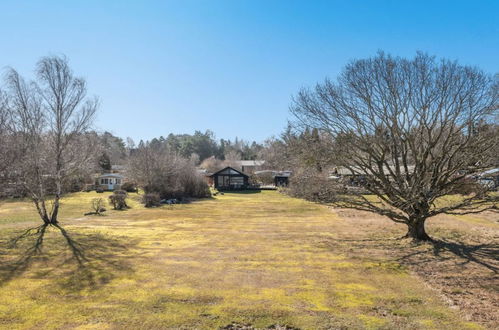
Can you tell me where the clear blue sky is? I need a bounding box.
[0,0,497,143]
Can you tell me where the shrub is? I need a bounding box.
[96,187,104,193]
[143,173,210,200]
[91,198,106,215]
[121,182,138,192]
[449,177,484,195]
[285,170,340,203]
[109,190,128,210]
[143,193,161,207]
[128,144,212,200]
[251,172,274,185]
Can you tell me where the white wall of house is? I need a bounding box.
[98,175,123,190]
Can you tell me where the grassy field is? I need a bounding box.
[0,190,497,329]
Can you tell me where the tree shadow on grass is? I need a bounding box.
[323,236,499,273]
[430,239,498,273]
[0,223,137,292]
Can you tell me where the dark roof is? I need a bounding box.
[254,170,292,177]
[274,171,292,177]
[210,166,249,178]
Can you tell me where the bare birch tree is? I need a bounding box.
[5,55,98,224]
[291,52,498,241]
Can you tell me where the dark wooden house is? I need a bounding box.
[210,167,249,190]
[274,171,291,187]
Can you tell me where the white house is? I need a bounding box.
[97,173,124,191]
[477,168,499,189]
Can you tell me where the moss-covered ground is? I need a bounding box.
[0,191,494,329]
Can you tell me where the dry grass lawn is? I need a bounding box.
[0,190,497,329]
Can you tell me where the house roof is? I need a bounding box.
[236,160,265,167]
[254,170,292,177]
[334,165,415,176]
[274,171,292,177]
[479,168,499,177]
[98,173,124,178]
[210,166,249,178]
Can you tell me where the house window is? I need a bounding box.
[231,177,244,185]
[116,179,121,184]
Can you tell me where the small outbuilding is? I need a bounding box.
[274,171,292,187]
[253,170,292,187]
[96,173,124,191]
[477,168,499,189]
[210,167,249,190]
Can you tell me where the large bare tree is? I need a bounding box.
[291,52,498,241]
[5,56,98,224]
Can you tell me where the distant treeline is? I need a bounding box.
[99,130,265,167]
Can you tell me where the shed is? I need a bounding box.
[96,173,124,191]
[477,168,499,188]
[274,171,292,187]
[210,167,249,190]
[254,170,292,187]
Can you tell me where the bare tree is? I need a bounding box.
[5,55,98,224]
[90,197,106,215]
[127,141,183,193]
[291,52,498,241]
[199,156,224,173]
[0,89,15,179]
[127,141,209,199]
[224,149,242,169]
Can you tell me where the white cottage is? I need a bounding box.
[97,173,124,191]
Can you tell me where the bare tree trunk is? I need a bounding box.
[406,218,431,241]
[33,199,51,224]
[50,197,60,224]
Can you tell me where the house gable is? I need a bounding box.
[211,167,249,178]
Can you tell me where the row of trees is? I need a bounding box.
[260,52,498,241]
[140,132,264,165]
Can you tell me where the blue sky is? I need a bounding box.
[0,0,497,143]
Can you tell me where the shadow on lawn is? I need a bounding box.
[398,239,499,273]
[0,223,136,291]
[324,236,498,273]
